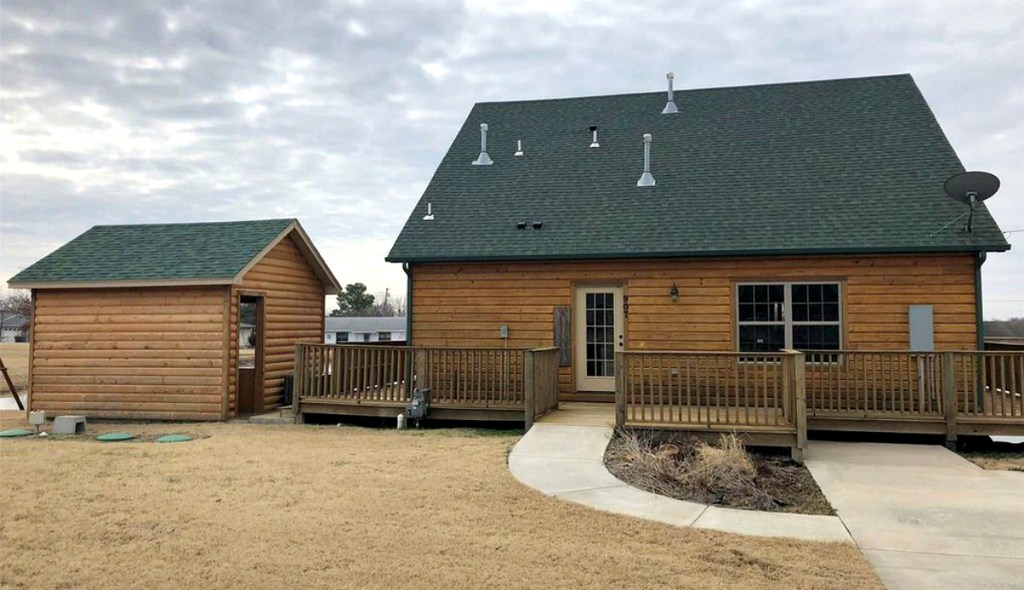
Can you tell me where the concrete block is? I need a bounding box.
[53,415,86,435]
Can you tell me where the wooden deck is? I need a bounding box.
[292,344,559,424]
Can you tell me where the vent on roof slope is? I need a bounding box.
[589,125,600,148]
[637,133,655,187]
[662,72,678,115]
[472,123,492,165]
[514,139,524,157]
[423,203,435,221]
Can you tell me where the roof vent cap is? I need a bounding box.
[423,202,435,221]
[532,221,543,229]
[472,123,493,165]
[661,72,678,115]
[637,133,656,187]
[516,221,527,230]
[514,139,524,157]
[589,126,600,148]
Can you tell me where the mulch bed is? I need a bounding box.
[605,430,835,515]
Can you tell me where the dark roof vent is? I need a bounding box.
[516,221,527,230]
[662,72,678,115]
[532,221,543,229]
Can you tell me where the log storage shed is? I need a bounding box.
[8,219,340,420]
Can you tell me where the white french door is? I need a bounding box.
[574,286,625,392]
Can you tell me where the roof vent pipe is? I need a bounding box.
[472,123,493,165]
[514,139,524,157]
[637,133,656,187]
[662,72,678,115]
[423,202,435,221]
[589,126,600,148]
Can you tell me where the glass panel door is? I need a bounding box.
[575,286,624,392]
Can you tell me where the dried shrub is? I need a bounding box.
[609,430,778,511]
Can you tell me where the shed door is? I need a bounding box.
[236,295,265,416]
[574,286,624,392]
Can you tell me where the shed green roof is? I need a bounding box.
[387,74,1009,263]
[8,219,337,289]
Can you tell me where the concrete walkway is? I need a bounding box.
[508,417,852,543]
[805,441,1024,590]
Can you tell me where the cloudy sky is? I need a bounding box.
[1,0,1021,318]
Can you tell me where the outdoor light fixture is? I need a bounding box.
[669,283,679,302]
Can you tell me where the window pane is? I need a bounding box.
[739,325,785,352]
[738,285,753,304]
[738,303,755,322]
[792,284,807,303]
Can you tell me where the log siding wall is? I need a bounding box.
[410,254,978,397]
[227,235,325,415]
[30,287,228,420]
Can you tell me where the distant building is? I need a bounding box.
[325,317,406,344]
[0,314,28,343]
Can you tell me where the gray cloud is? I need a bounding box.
[1,0,1021,316]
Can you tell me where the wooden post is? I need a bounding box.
[942,352,957,449]
[792,352,807,463]
[614,351,626,429]
[0,357,24,410]
[414,349,427,394]
[293,344,304,424]
[523,350,535,430]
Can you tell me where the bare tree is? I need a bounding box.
[0,289,31,318]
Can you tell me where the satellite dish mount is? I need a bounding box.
[942,171,1000,233]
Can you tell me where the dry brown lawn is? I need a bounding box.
[0,411,881,589]
[0,343,29,393]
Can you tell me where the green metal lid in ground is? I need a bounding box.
[0,428,33,438]
[96,432,134,442]
[156,434,192,443]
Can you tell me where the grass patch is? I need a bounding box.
[0,411,878,589]
[606,430,834,515]
[957,438,1024,472]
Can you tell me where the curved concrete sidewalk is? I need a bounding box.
[508,422,852,543]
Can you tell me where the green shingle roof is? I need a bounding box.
[387,74,1009,263]
[9,219,295,286]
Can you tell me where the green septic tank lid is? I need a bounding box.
[0,428,33,438]
[156,434,192,443]
[96,432,134,442]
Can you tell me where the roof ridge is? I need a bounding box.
[472,73,913,107]
[91,218,295,229]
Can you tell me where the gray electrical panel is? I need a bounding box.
[908,305,934,351]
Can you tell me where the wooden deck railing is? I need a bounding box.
[415,347,525,406]
[525,347,560,428]
[614,350,806,458]
[293,344,559,425]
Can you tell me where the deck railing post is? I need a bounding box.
[615,351,626,429]
[942,351,957,449]
[781,350,806,462]
[793,352,807,462]
[414,348,427,393]
[293,344,305,424]
[523,350,536,430]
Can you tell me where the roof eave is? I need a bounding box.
[386,243,1011,264]
[7,277,235,290]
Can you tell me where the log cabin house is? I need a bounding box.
[281,72,1018,454]
[9,219,340,421]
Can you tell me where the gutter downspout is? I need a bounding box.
[402,262,414,391]
[975,252,986,351]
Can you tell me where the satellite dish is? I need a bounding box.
[942,171,1000,232]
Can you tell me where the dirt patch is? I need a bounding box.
[606,430,835,515]
[1,413,879,589]
[0,343,28,393]
[958,438,1024,472]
